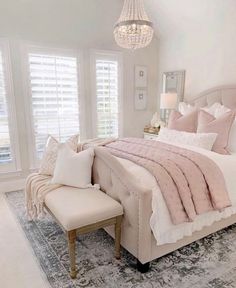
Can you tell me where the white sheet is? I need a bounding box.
[116,141,236,245]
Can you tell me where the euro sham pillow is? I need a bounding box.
[51,145,94,188]
[39,134,79,176]
[158,128,217,151]
[197,110,235,154]
[179,102,231,118]
[202,102,231,118]
[168,110,198,133]
[178,102,195,115]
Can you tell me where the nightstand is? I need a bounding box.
[143,132,159,140]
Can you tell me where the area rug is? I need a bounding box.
[5,191,236,288]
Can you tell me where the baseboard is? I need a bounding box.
[0,178,26,193]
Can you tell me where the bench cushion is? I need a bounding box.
[44,186,123,231]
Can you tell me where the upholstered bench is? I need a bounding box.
[44,186,123,279]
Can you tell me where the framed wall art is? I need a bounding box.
[134,89,147,110]
[134,65,148,110]
[135,65,147,88]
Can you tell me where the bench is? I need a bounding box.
[44,186,123,278]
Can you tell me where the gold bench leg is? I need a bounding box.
[67,230,77,279]
[115,215,122,259]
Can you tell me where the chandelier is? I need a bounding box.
[114,0,154,50]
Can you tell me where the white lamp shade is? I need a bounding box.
[160,93,178,109]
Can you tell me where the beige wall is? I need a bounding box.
[0,0,159,180]
[149,0,236,102]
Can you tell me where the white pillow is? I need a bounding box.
[202,102,230,118]
[51,145,94,188]
[178,102,195,115]
[228,121,236,153]
[201,102,221,116]
[179,102,231,118]
[39,134,79,176]
[158,128,218,150]
[214,105,231,118]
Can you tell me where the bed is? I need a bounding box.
[92,85,236,272]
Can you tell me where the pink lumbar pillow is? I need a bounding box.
[168,110,198,133]
[197,110,235,154]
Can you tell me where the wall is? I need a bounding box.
[151,0,236,101]
[0,0,158,183]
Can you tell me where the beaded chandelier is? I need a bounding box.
[114,0,154,50]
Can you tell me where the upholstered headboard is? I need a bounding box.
[188,85,236,109]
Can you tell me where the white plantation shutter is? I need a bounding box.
[28,52,80,159]
[95,57,121,138]
[0,49,12,164]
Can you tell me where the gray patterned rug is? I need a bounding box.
[5,191,236,288]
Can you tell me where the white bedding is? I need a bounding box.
[116,141,236,245]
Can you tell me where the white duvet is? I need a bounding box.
[116,141,236,245]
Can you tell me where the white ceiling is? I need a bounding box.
[0,0,123,47]
[146,0,236,38]
[1,0,235,45]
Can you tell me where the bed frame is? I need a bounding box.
[92,85,236,272]
[188,85,236,108]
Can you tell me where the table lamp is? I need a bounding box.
[160,93,178,123]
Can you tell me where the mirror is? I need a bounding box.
[162,70,186,104]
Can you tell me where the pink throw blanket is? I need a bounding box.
[104,138,231,225]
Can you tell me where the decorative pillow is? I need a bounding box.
[178,102,195,115]
[202,102,231,118]
[228,121,236,153]
[158,128,217,151]
[214,105,231,118]
[197,110,235,154]
[51,145,94,188]
[201,102,221,116]
[179,102,231,118]
[168,110,198,133]
[39,134,79,176]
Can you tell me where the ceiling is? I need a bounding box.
[0,0,235,45]
[146,0,236,38]
[0,0,123,47]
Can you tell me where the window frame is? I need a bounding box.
[23,44,84,169]
[0,39,21,174]
[90,49,123,138]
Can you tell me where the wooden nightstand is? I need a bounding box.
[143,132,159,140]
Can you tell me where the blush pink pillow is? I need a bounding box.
[197,110,235,154]
[168,110,198,133]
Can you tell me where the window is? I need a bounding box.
[0,50,11,164]
[92,51,122,138]
[28,50,80,160]
[0,40,19,173]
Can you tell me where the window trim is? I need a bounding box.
[90,49,123,138]
[22,44,84,168]
[0,39,21,174]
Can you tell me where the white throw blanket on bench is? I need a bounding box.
[25,173,61,220]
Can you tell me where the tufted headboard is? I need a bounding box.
[188,85,236,109]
